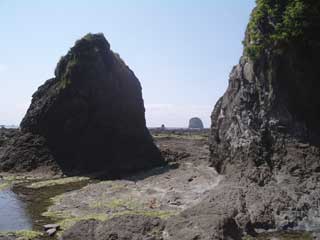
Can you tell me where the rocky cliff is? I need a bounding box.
[0,33,163,175]
[166,1,320,239]
[210,0,320,178]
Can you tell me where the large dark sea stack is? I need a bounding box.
[166,2,320,239]
[0,33,163,175]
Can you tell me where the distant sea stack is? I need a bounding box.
[188,117,204,129]
[0,33,164,175]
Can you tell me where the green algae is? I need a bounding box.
[12,177,91,232]
[9,174,175,237]
[153,133,208,140]
[46,210,174,237]
[44,192,175,236]
[0,182,10,191]
[27,177,89,189]
[0,175,29,191]
[89,197,141,210]
[0,230,43,240]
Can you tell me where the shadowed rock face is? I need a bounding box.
[188,117,204,129]
[0,33,163,175]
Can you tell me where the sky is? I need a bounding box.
[0,0,255,128]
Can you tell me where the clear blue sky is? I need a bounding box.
[0,0,255,127]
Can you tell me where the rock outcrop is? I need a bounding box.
[0,128,17,149]
[61,215,165,240]
[210,0,320,181]
[188,117,204,129]
[166,1,320,239]
[0,33,163,175]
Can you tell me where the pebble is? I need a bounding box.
[44,223,60,230]
[44,224,60,237]
[46,228,57,236]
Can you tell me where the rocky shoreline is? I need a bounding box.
[0,130,316,240]
[1,1,320,239]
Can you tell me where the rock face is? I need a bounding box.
[208,0,320,236]
[61,215,165,240]
[0,33,163,175]
[210,46,320,178]
[210,1,320,177]
[188,117,204,129]
[209,1,320,180]
[0,131,56,172]
[0,128,17,150]
[167,1,320,239]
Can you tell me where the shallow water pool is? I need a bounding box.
[0,180,32,231]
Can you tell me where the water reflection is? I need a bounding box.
[0,180,32,231]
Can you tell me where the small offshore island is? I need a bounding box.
[1,1,320,240]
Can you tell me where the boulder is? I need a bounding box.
[0,33,164,175]
[43,224,60,231]
[60,215,165,240]
[188,117,204,129]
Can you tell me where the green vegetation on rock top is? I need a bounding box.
[244,0,320,59]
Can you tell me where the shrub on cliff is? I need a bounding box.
[244,0,320,59]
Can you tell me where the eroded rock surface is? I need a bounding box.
[61,215,165,240]
[0,33,163,175]
[34,132,220,238]
[1,131,314,240]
